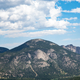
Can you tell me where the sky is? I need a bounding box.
[0,0,80,49]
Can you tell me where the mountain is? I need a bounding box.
[0,47,9,53]
[61,44,80,54]
[0,39,80,80]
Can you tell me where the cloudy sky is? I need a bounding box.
[0,0,80,49]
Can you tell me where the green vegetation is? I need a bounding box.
[0,39,80,80]
[0,78,35,80]
[69,76,80,80]
[0,47,9,53]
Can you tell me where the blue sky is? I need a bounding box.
[0,0,80,49]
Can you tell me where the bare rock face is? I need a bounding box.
[0,39,80,79]
[62,56,76,68]
[31,39,45,43]
[37,62,50,68]
[47,49,57,59]
[28,53,31,59]
[33,49,57,68]
[61,44,80,54]
[34,49,49,61]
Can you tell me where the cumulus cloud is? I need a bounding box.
[0,10,9,20]
[0,0,32,9]
[0,0,69,38]
[45,19,69,29]
[0,1,68,29]
[1,0,77,38]
[0,21,23,30]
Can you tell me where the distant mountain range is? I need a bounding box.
[61,44,80,54]
[0,39,80,80]
[0,47,9,53]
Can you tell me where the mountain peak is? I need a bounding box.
[30,38,45,42]
[70,44,73,46]
[0,39,80,80]
[10,38,56,52]
[61,44,80,54]
[67,44,74,47]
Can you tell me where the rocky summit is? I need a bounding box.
[0,39,80,80]
[61,44,80,54]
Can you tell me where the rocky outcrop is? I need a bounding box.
[61,44,80,54]
[0,39,80,80]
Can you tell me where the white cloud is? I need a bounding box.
[8,0,21,2]
[25,0,32,4]
[45,19,69,29]
[23,27,35,30]
[71,8,80,13]
[76,0,80,2]
[0,1,68,30]
[9,14,21,21]
[63,8,80,13]
[0,0,33,10]
[69,23,80,26]
[63,17,77,21]
[50,7,61,19]
[0,0,75,38]
[4,29,67,38]
[0,21,23,29]
[61,0,80,2]
[0,29,24,35]
[0,0,4,2]
[0,10,9,20]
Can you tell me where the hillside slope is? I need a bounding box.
[0,39,80,80]
[0,47,9,53]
